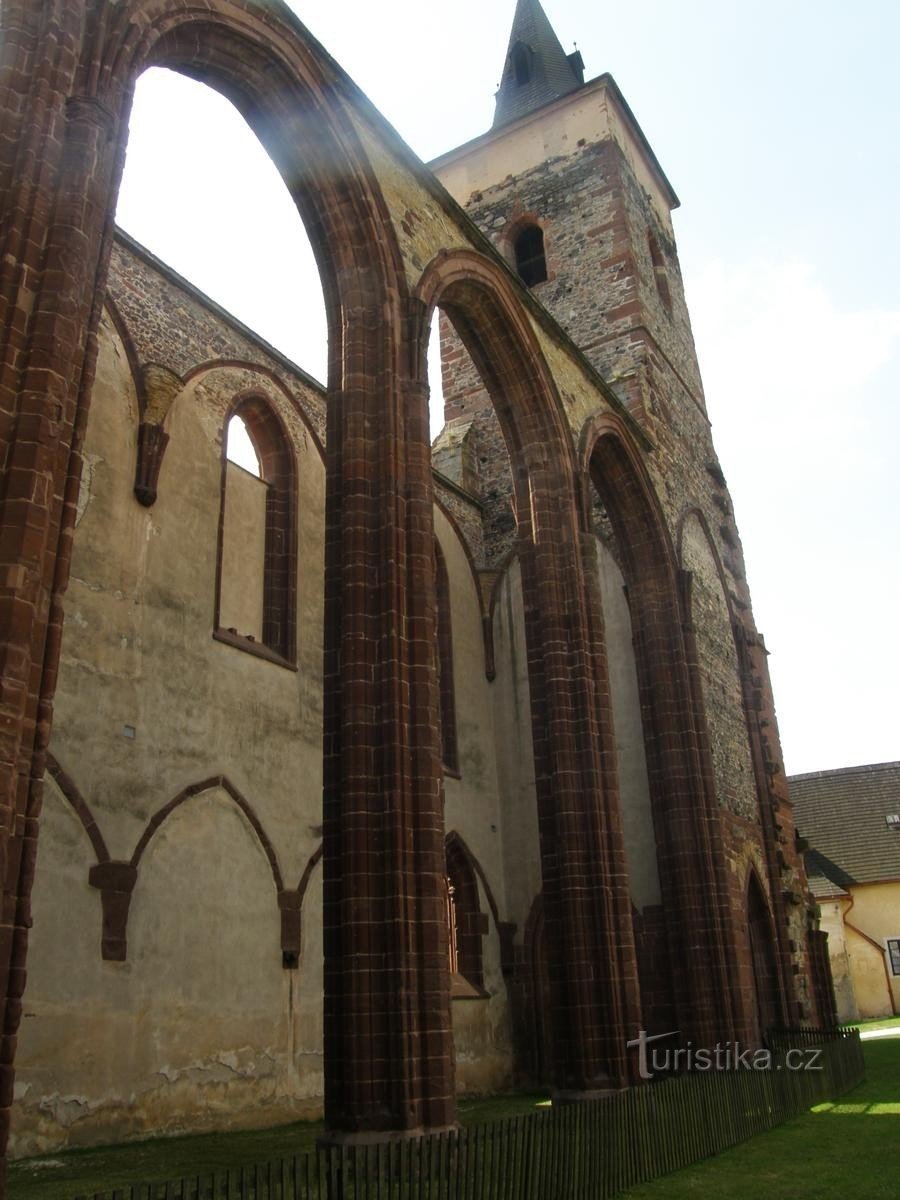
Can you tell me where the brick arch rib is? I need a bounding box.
[130,776,284,893]
[274,843,324,972]
[444,833,486,990]
[102,295,145,415]
[295,841,324,900]
[444,831,501,932]
[142,359,326,512]
[181,360,326,464]
[745,866,785,1038]
[44,754,110,864]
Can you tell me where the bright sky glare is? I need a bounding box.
[115,0,900,777]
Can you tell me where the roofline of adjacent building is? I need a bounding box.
[789,760,900,783]
[811,885,848,899]
[428,72,680,212]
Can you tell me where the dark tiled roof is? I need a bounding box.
[804,849,852,898]
[493,0,585,129]
[807,870,848,900]
[791,762,900,887]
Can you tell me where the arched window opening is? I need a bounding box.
[435,541,459,774]
[512,42,532,86]
[116,68,328,382]
[445,837,485,993]
[647,229,672,314]
[514,225,548,288]
[747,873,782,1042]
[216,396,297,665]
[226,413,261,477]
[445,876,459,975]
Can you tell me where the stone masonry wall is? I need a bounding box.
[437,115,813,1018]
[108,236,327,445]
[13,246,515,1155]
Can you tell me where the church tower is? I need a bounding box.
[431,0,821,1055]
[431,0,705,437]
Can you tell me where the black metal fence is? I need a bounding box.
[74,1028,864,1200]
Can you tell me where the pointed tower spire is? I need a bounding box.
[493,0,585,129]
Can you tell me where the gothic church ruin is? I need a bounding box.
[0,0,835,1169]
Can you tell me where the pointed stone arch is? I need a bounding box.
[522,894,553,1087]
[579,410,742,1048]
[745,867,784,1042]
[417,249,576,518]
[444,833,488,992]
[677,505,799,1035]
[417,251,642,1094]
[131,775,283,885]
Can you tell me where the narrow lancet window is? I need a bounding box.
[512,42,532,86]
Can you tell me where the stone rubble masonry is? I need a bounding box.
[108,235,327,447]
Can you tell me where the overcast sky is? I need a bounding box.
[115,0,900,777]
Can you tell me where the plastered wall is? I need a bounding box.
[13,275,518,1155]
[831,887,900,1020]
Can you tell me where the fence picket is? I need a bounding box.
[65,1031,864,1200]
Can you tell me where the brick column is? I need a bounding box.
[518,521,642,1096]
[0,4,125,1172]
[321,297,456,1138]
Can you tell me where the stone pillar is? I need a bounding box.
[321,297,456,1137]
[517,520,642,1096]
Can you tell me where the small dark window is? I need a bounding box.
[512,43,532,86]
[647,229,672,314]
[514,225,547,288]
[888,938,900,976]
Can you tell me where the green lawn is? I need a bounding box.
[9,1041,900,1200]
[847,1016,900,1033]
[621,1037,900,1200]
[8,1093,550,1200]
